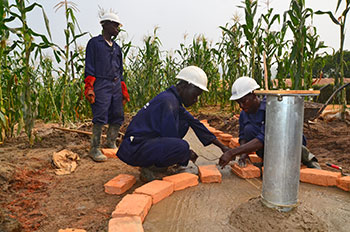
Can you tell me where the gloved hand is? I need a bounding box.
[121,81,130,105]
[84,76,96,104]
[238,153,249,167]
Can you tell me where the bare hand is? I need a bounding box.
[238,153,249,167]
[219,151,233,169]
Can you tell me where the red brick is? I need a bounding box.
[207,127,216,133]
[163,173,198,191]
[200,119,208,124]
[336,176,350,191]
[111,194,152,222]
[108,216,144,232]
[219,133,233,141]
[300,168,341,186]
[248,154,263,163]
[104,174,136,195]
[219,133,233,146]
[58,229,86,232]
[134,180,174,204]
[231,163,260,179]
[101,148,118,158]
[229,138,240,148]
[198,165,222,183]
[213,130,223,137]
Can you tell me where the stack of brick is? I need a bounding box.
[218,133,233,146]
[228,137,240,148]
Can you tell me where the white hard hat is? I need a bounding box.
[230,76,260,100]
[176,66,209,92]
[100,12,122,26]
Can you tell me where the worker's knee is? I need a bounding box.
[243,124,259,141]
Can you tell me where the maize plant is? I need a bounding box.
[3,0,52,144]
[316,0,350,106]
[215,20,247,108]
[177,35,220,108]
[284,0,313,90]
[54,0,88,124]
[240,0,263,85]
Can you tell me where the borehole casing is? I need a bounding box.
[261,95,304,211]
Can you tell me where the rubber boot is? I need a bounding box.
[106,124,121,149]
[89,124,107,162]
[140,165,168,182]
[301,145,321,169]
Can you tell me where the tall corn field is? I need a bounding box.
[1,0,343,144]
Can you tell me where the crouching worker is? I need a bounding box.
[219,76,321,169]
[117,66,229,182]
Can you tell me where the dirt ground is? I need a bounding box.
[0,106,349,231]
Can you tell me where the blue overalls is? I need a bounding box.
[85,35,124,125]
[117,86,216,167]
[239,97,306,158]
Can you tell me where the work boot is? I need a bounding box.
[89,124,107,162]
[140,165,168,182]
[106,124,121,149]
[301,146,321,169]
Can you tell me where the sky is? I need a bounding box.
[8,0,350,56]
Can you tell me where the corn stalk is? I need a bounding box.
[5,0,52,144]
[315,0,350,106]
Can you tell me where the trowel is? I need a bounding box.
[326,163,349,176]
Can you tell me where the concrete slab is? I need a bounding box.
[142,129,350,232]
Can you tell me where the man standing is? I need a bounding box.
[219,76,320,169]
[117,66,229,181]
[84,11,129,162]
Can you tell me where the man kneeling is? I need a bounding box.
[117,66,229,182]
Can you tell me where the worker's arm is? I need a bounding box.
[211,138,230,153]
[219,138,263,168]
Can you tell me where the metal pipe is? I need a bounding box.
[261,95,304,212]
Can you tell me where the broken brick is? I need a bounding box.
[134,180,174,204]
[101,148,118,158]
[108,216,144,232]
[231,163,260,179]
[336,176,350,191]
[111,194,152,222]
[248,154,263,163]
[163,173,198,191]
[198,165,222,183]
[300,168,341,186]
[104,174,136,195]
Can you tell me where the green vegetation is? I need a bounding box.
[0,0,349,143]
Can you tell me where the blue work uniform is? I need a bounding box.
[239,97,306,158]
[117,86,216,167]
[85,35,124,125]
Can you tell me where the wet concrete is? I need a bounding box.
[143,129,350,232]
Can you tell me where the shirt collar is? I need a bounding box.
[168,86,184,106]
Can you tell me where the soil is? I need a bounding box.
[0,106,349,231]
[229,197,328,232]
